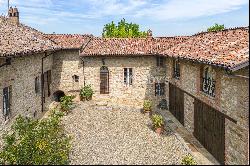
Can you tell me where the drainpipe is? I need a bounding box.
[232,74,249,79]
[79,37,93,87]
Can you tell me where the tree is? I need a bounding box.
[207,23,225,32]
[102,18,147,38]
[0,110,71,165]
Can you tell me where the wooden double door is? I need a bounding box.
[194,99,225,164]
[169,84,184,125]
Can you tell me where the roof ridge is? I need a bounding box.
[46,33,93,37]
[193,26,249,36]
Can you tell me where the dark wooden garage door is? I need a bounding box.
[169,83,184,125]
[194,99,225,164]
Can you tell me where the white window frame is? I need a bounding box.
[124,68,133,86]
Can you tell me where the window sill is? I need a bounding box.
[200,91,216,100]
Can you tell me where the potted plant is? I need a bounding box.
[80,85,94,101]
[143,100,152,114]
[181,154,197,165]
[152,114,164,135]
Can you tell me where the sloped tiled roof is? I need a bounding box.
[45,34,93,49]
[0,17,61,57]
[81,36,188,56]
[81,27,249,70]
[161,27,249,70]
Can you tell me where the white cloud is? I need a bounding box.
[135,0,249,21]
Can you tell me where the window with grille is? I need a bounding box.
[201,66,216,97]
[124,68,133,85]
[155,83,165,96]
[157,57,164,67]
[173,59,180,79]
[3,86,12,121]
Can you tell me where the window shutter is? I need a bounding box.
[129,68,133,85]
[124,68,127,84]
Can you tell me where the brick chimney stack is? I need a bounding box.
[8,7,19,25]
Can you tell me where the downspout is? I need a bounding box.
[80,37,93,87]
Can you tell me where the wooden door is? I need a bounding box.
[100,66,109,94]
[169,83,184,125]
[194,99,225,164]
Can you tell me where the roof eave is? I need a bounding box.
[228,60,249,72]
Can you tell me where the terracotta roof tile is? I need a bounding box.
[0,16,61,57]
[81,36,188,56]
[162,27,249,69]
[81,27,249,70]
[45,34,93,49]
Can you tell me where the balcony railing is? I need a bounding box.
[202,77,216,97]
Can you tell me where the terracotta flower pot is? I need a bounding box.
[80,96,86,101]
[86,95,92,101]
[155,126,164,135]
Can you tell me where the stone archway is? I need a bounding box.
[53,90,65,102]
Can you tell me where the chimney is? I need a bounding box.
[8,6,19,25]
[147,29,153,38]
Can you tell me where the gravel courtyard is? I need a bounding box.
[62,102,190,165]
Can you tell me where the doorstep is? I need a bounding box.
[156,109,220,165]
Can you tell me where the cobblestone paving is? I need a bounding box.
[62,102,190,165]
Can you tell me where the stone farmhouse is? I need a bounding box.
[0,8,249,165]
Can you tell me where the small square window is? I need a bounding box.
[73,75,80,82]
[155,83,165,96]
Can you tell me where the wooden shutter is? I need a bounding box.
[47,70,51,97]
[129,68,133,85]
[3,86,11,120]
[100,67,109,94]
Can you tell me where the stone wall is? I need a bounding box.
[52,50,84,100]
[164,57,249,164]
[83,56,167,108]
[0,53,53,137]
[221,68,249,165]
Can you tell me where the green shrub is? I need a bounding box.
[181,154,197,165]
[60,95,75,113]
[152,114,164,128]
[80,85,94,101]
[207,23,225,32]
[0,109,71,165]
[143,100,152,111]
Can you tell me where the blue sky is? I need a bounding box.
[0,0,249,36]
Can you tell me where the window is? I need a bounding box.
[173,59,180,79]
[35,76,41,94]
[201,66,216,97]
[157,57,165,67]
[124,68,133,85]
[72,75,79,82]
[155,83,165,96]
[3,86,12,121]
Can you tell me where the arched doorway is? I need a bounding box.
[100,66,109,94]
[53,90,65,102]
